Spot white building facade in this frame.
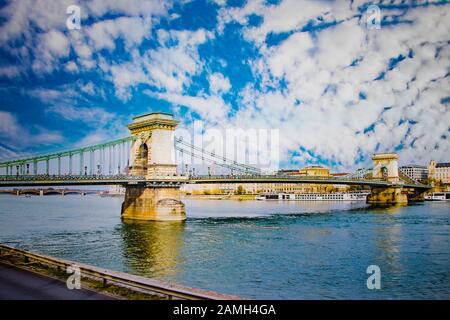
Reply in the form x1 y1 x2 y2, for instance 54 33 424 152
399 165 428 182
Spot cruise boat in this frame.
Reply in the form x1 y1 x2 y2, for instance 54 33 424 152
256 192 370 201
424 192 450 201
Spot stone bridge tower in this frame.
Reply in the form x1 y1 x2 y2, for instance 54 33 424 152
367 152 408 204
128 112 178 178
371 153 400 183
121 112 186 221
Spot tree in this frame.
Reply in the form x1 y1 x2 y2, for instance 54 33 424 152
235 185 245 195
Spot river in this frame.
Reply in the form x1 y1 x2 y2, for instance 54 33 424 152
0 194 448 299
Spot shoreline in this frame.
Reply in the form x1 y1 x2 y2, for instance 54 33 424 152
182 194 257 201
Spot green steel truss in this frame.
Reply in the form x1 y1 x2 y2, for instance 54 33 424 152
0 136 136 168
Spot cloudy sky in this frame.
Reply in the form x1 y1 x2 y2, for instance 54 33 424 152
0 0 449 171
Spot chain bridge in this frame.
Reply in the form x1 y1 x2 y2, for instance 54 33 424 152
0 113 431 221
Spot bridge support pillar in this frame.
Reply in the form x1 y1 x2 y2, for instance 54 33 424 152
405 188 426 202
121 185 186 221
123 112 186 221
367 186 408 205
39 190 44 197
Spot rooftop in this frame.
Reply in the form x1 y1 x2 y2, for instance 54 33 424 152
400 164 427 169
128 112 179 132
436 162 450 168
302 165 329 169
132 112 174 121
372 152 398 160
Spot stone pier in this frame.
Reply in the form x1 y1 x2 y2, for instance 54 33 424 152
366 186 408 205
121 112 186 221
121 185 185 221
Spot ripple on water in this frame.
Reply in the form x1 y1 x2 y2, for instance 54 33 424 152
0 196 449 299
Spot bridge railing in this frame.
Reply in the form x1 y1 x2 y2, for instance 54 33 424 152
188 174 388 183
0 174 145 181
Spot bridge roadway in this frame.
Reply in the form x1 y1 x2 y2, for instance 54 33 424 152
0 174 431 189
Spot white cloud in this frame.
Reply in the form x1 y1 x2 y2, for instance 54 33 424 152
29 88 73 102
43 30 70 57
147 90 230 122
212 0 227 6
64 61 79 73
46 105 115 125
1 0 449 169
74 130 114 148
209 72 231 94
0 65 21 78
0 0 170 75
218 1 450 169
31 29 71 73
0 111 63 152
86 17 152 51
108 29 213 100
79 82 96 96
245 0 333 43
85 0 169 18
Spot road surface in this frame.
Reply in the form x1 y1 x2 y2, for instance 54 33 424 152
0 262 116 300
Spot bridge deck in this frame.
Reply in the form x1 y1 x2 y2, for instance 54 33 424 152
0 175 431 189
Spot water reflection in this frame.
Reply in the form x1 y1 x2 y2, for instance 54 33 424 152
118 220 185 279
0 194 448 299
367 205 404 294
367 204 403 214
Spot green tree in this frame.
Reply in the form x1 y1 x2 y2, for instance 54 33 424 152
235 185 245 195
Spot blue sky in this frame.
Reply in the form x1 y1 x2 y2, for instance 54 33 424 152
0 0 449 171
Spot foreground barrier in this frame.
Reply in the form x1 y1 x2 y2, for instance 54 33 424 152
0 243 243 300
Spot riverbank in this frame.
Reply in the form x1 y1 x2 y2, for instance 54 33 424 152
183 194 257 200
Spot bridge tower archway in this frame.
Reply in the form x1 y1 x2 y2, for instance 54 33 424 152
130 142 149 176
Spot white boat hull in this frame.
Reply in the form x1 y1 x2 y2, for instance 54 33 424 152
257 192 369 201
425 192 450 201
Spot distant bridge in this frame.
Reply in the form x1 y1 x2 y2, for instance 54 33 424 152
0 188 103 196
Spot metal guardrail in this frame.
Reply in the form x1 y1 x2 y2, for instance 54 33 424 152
188 175 391 185
0 244 244 300
189 174 386 181
0 174 145 181
0 173 431 189
188 175 431 189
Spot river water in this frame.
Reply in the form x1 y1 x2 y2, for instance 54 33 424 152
0 194 449 299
